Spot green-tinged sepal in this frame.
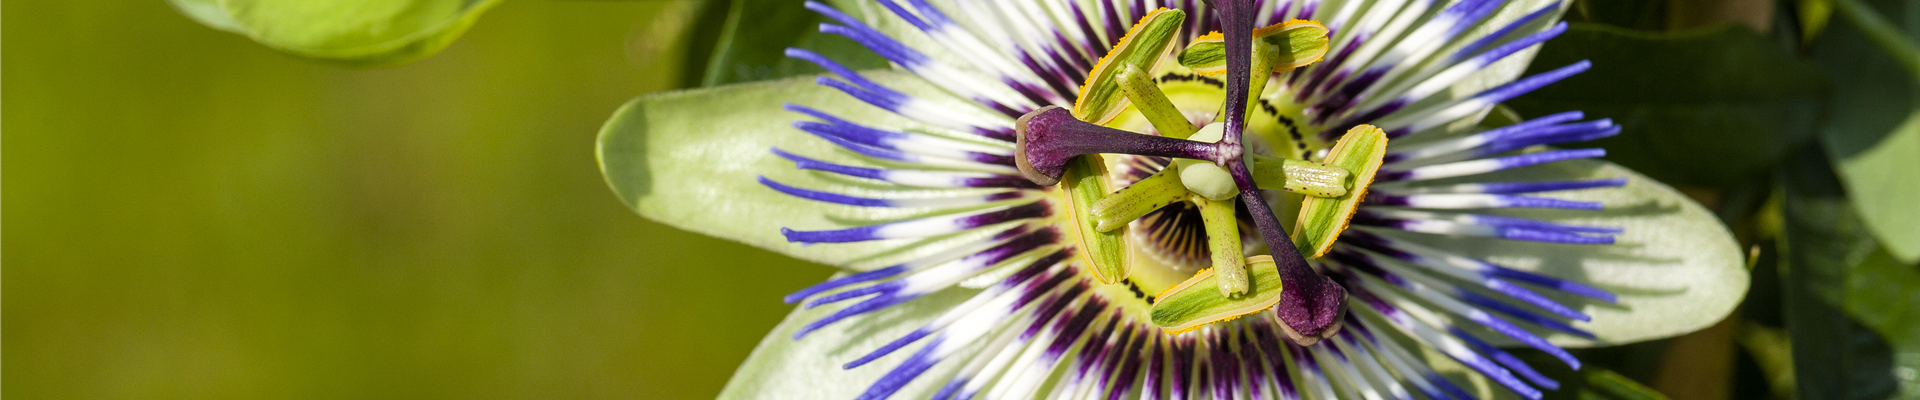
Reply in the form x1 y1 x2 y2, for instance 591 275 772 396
1090 167 1189 232
1116 63 1197 138
1178 20 1330 76
1074 8 1187 125
1250 154 1351 197
1060 155 1134 284
1195 195 1248 297
1291 124 1386 258
1150 255 1284 334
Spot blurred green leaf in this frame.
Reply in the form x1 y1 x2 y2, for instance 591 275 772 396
1809 0 1920 263
166 0 501 67
700 0 887 86
1585 368 1673 400
1375 157 1748 347
1779 146 1920 400
1507 22 1827 187
1797 0 1837 43
167 0 245 33
1737 323 1798 397
1566 0 1671 31
598 71 1015 271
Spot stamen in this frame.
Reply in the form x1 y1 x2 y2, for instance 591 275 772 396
1292 124 1387 258
1056 153 1134 284
1116 63 1196 139
1249 154 1350 197
1089 167 1189 232
1177 20 1331 76
1194 195 1248 296
1149 255 1284 334
1074 8 1189 125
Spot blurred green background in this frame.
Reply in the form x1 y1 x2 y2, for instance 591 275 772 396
2 1 831 398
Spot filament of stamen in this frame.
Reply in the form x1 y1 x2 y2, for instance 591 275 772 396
1116 63 1196 139
1194 195 1247 296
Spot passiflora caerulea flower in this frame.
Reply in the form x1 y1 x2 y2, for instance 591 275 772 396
598 0 1749 398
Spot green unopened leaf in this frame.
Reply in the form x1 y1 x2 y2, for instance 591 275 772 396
1371 157 1749 346
598 71 1016 271
167 0 502 66
1808 0 1920 263
1506 23 1827 187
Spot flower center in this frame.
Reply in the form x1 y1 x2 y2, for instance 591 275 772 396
1013 6 1382 345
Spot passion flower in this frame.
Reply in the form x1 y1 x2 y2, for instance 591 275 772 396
597 0 1752 398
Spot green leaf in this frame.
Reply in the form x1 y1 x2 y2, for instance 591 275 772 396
166 0 503 67
167 0 245 34
1809 0 1920 263
1371 157 1749 346
701 0 888 86
1505 23 1827 187
598 71 1016 271
1779 147 1920 400
1563 0 1670 31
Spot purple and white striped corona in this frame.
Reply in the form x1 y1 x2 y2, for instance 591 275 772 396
757 0 1626 398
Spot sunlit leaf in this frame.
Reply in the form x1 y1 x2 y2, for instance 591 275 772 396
1507 23 1827 187
598 71 1016 271
166 0 503 67
1808 0 1920 263
1375 157 1749 346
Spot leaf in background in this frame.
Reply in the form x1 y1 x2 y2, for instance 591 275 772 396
1506 23 1827 187
1779 146 1920 400
598 71 1014 271
699 0 888 86
1808 0 1920 263
1564 0 1671 31
1373 157 1749 347
1798 0 1837 43
167 0 245 33
165 0 502 67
